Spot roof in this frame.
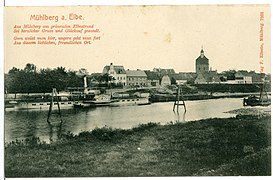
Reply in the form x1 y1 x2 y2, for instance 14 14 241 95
103 65 126 74
153 68 175 74
195 72 221 83
126 70 147 77
144 70 160 80
196 56 209 65
236 70 251 77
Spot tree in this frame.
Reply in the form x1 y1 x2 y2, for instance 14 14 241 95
8 67 21 74
24 63 37 73
171 77 177 85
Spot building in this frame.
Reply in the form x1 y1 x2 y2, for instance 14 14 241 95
153 68 175 75
102 63 126 86
126 69 147 86
234 71 252 84
194 71 221 84
144 70 160 86
196 48 209 74
76 68 89 76
171 72 197 85
161 75 172 86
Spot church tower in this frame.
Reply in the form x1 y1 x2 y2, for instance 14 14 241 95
195 48 209 74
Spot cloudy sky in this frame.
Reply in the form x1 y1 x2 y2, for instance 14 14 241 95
5 5 270 73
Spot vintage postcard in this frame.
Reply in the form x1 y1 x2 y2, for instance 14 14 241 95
3 5 271 177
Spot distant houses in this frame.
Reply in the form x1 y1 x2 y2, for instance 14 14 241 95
80 47 269 88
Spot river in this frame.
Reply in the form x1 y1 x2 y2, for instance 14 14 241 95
5 98 244 143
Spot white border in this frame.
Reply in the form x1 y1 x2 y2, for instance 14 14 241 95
1 0 272 180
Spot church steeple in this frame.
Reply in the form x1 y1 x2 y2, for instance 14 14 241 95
200 46 204 58
196 46 209 74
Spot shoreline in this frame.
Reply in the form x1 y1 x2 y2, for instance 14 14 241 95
4 108 271 177
150 92 270 102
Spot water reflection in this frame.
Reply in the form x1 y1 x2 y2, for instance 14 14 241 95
48 122 63 143
173 110 186 123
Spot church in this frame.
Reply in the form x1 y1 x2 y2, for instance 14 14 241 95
195 48 209 74
194 48 221 84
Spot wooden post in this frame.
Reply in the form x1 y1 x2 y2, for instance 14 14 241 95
47 88 62 124
173 85 186 112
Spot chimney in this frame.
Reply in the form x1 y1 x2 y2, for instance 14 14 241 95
83 76 88 95
84 76 88 88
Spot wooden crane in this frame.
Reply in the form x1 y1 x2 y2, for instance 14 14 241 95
173 85 186 112
47 88 62 124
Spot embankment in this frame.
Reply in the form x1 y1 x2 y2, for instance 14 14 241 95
5 109 271 177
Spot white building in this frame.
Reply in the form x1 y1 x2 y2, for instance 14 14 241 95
234 71 252 84
126 69 147 86
102 63 127 86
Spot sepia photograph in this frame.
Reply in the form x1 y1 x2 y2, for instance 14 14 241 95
3 3 271 177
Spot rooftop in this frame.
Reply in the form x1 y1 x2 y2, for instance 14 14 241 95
126 70 147 77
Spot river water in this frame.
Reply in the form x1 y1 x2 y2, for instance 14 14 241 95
5 98 244 143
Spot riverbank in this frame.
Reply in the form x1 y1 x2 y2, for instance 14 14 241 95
5 110 271 177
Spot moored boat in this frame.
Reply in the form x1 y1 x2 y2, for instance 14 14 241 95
110 97 150 106
243 95 271 106
5 93 75 111
243 82 271 107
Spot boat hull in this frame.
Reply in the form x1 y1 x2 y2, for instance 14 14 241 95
243 97 271 107
5 101 74 111
110 98 150 107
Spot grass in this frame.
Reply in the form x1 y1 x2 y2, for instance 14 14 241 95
5 114 271 177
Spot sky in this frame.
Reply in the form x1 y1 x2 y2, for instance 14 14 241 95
4 5 271 74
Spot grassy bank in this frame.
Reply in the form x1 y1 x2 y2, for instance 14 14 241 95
5 114 271 177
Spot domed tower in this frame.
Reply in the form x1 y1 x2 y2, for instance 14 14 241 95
195 48 209 74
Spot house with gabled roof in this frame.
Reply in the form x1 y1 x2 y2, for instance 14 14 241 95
102 63 126 86
126 69 147 86
234 71 252 84
194 71 221 84
144 70 160 86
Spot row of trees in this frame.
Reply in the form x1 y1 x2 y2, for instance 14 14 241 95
5 64 84 93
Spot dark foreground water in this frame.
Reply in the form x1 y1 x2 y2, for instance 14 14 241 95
5 98 244 143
